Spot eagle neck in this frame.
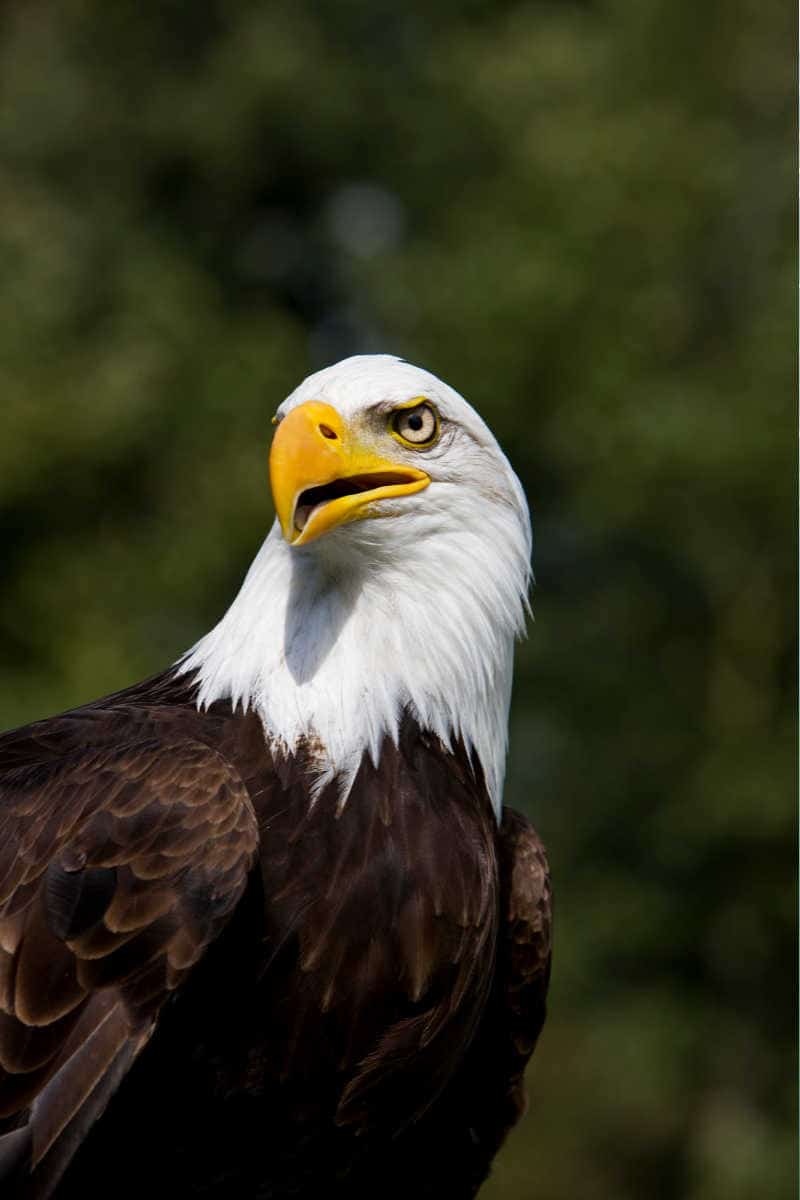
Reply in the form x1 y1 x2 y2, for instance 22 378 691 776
182 515 528 818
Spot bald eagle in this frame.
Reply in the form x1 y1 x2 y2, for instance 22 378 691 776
0 356 551 1199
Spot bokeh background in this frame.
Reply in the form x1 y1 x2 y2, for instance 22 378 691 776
0 2 794 1197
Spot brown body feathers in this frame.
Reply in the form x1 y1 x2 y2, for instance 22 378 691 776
0 670 551 1199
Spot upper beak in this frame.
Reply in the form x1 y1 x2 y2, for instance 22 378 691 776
269 401 429 546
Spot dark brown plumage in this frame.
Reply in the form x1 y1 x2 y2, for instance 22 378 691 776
0 667 550 1199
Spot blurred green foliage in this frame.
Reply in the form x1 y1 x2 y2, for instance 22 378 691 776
0 1 794 1197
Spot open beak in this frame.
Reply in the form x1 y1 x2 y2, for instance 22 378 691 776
269 401 430 546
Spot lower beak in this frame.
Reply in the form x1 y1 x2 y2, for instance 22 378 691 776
269 401 429 546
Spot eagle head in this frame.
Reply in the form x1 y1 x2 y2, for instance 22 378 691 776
187 355 531 814
268 355 531 570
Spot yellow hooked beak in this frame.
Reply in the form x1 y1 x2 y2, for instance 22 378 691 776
269 401 430 546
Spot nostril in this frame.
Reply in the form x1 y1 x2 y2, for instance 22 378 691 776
319 424 338 440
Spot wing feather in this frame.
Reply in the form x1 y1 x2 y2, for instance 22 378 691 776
410 805 552 1200
0 721 258 1196
499 805 553 1078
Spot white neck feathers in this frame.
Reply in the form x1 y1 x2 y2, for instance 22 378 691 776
181 489 530 819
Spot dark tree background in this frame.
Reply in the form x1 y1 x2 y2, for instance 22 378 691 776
0 2 794 1197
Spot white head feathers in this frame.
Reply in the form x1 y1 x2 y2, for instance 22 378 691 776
181 355 532 818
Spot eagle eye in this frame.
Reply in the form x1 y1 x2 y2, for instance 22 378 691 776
390 401 439 449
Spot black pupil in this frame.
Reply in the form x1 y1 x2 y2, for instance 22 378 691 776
407 412 424 432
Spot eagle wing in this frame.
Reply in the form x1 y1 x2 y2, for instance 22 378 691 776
0 717 258 1195
318 800 551 1200
495 804 552 1118
435 803 552 1198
